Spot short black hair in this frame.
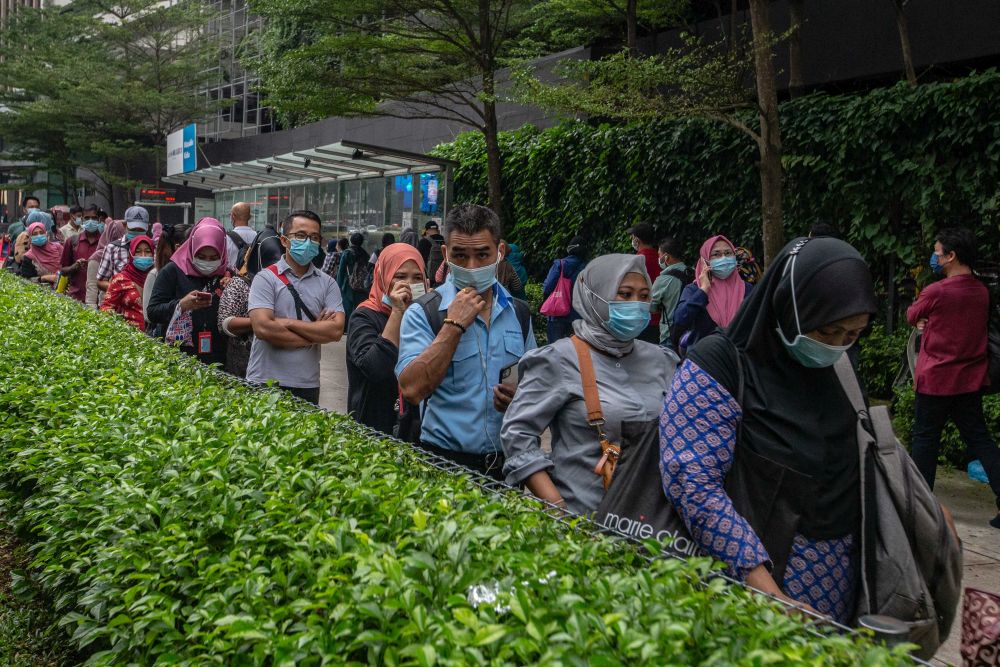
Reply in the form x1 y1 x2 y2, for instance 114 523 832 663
69 205 84 215
281 209 321 235
97 209 108 220
83 204 99 215
381 232 395 248
443 204 501 244
809 222 840 239
936 227 977 268
23 196 39 207
337 237 349 250
658 237 683 259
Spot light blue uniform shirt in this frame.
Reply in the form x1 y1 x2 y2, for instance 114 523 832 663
395 279 537 455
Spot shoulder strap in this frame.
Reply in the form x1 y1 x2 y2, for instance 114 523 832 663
833 355 865 413
570 335 604 426
511 297 531 344
266 264 317 322
417 291 445 335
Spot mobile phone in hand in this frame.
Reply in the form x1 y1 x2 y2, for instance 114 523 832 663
499 362 520 389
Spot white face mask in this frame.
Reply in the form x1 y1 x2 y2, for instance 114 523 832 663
192 257 222 276
409 281 427 300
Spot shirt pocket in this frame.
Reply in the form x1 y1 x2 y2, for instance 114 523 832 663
447 336 482 392
503 330 525 367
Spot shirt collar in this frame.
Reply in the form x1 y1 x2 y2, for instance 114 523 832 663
277 255 316 278
435 277 512 311
666 261 686 271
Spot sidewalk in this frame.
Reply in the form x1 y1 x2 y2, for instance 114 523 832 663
316 339 998 665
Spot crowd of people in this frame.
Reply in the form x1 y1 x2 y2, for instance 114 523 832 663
3 195 997 639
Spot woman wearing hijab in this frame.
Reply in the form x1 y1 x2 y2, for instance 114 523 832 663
659 236 884 623
541 235 587 343
501 254 677 514
672 234 753 352
143 223 191 332
345 244 428 434
336 232 370 316
100 236 154 331
147 218 230 365
399 226 420 249
19 221 64 285
87 220 124 307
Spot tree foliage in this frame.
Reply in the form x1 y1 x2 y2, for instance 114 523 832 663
0 0 221 204
433 71 1000 283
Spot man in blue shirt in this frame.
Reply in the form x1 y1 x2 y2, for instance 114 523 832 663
396 204 536 480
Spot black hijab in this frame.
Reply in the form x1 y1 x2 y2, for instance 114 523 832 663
687 237 878 539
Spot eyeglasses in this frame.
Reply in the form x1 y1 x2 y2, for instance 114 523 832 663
286 232 323 243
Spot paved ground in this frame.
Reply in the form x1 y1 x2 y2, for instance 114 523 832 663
317 338 997 665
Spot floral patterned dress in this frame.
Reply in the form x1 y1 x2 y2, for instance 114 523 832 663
100 273 146 331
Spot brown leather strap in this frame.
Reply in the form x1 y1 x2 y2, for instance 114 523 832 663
570 335 603 425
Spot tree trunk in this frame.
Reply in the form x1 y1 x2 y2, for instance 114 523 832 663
891 0 917 86
748 0 784 267
479 0 504 227
788 0 805 98
626 0 637 56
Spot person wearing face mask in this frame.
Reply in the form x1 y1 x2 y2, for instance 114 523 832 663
501 254 676 514
661 236 932 623
18 221 63 285
246 210 345 405
86 219 122 308
541 235 587 344
908 227 1000 528
346 244 428 434
100 236 154 331
97 206 149 291
671 234 753 353
396 204 536 480
627 222 661 342
58 205 103 302
147 217 232 366
649 237 690 349
60 205 84 240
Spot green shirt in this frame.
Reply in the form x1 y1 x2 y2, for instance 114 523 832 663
650 262 687 344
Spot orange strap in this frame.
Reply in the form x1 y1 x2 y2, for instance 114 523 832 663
571 336 621 489
570 335 603 426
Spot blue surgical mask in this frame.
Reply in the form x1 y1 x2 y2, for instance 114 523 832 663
448 254 501 293
776 250 852 368
30 235 47 246
289 238 320 265
133 256 154 271
97 222 106 233
606 300 651 341
929 252 944 275
709 255 738 279
82 220 100 234
126 230 143 240
381 294 393 307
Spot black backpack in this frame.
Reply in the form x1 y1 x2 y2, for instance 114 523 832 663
414 290 532 345
427 237 444 285
348 249 372 292
226 230 249 271
664 268 694 351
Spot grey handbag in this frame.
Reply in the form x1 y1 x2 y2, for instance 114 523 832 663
834 356 963 660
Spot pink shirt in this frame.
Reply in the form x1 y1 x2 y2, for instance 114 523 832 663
907 274 990 396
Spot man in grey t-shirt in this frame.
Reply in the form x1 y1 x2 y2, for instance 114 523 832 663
247 210 345 404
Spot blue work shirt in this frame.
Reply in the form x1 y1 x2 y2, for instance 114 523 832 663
395 279 537 455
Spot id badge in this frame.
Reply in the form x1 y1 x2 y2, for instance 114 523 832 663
197 331 213 355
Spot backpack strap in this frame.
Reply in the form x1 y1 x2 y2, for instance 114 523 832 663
418 289 531 344
266 264 317 322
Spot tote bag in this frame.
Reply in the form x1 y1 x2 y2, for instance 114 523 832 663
540 260 572 317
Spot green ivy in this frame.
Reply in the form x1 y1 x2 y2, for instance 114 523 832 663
858 325 911 401
434 71 1000 281
0 273 910 665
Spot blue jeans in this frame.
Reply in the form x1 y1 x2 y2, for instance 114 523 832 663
546 318 573 344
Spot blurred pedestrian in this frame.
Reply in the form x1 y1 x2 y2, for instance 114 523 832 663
541 235 587 343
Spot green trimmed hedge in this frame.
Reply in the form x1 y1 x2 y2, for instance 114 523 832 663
433 71 1000 279
0 273 910 664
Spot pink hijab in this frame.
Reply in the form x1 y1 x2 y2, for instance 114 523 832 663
694 234 746 328
170 217 229 277
23 222 64 274
92 220 126 265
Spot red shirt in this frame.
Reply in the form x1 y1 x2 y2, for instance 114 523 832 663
907 274 990 395
59 232 100 302
638 247 661 325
